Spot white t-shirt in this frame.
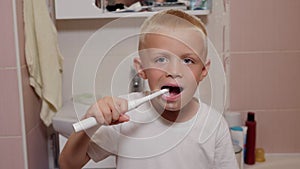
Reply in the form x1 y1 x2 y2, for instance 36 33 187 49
87 92 238 169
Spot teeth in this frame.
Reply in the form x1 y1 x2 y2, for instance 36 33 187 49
164 92 170 97
161 86 182 91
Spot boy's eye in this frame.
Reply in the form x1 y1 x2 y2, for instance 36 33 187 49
183 58 194 64
155 57 168 63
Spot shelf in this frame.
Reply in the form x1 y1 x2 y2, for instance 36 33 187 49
55 1 209 20
56 9 210 20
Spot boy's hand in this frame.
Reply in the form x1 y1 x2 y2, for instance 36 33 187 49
84 97 130 126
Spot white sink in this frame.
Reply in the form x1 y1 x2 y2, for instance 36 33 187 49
52 100 91 137
52 98 117 168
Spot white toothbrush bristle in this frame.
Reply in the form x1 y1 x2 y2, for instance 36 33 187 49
161 89 170 96
162 88 169 93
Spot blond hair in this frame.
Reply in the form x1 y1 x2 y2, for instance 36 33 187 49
139 9 207 58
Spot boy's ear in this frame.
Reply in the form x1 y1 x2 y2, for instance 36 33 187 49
199 59 211 81
133 57 147 79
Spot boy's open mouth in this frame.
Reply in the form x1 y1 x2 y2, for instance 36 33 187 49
161 85 183 97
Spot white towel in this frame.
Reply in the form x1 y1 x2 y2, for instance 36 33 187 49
24 0 63 126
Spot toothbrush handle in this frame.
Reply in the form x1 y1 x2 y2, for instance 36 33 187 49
72 99 151 133
72 89 168 132
73 101 143 133
73 101 138 132
73 117 97 133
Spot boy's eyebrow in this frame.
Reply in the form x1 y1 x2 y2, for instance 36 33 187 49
145 49 172 55
147 50 200 58
182 52 199 56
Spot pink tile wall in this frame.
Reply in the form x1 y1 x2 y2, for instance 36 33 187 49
0 0 25 168
254 110 300 153
21 64 48 169
0 0 48 168
26 124 49 169
0 138 25 169
16 0 26 66
0 69 25 169
239 110 300 153
0 69 22 136
230 0 300 153
230 52 300 110
230 0 300 52
16 0 49 168
21 66 42 132
0 0 16 67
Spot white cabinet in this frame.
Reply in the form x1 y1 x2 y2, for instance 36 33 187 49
55 0 104 19
54 0 210 19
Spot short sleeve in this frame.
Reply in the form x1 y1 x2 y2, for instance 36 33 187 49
213 118 239 169
87 140 113 162
87 125 120 162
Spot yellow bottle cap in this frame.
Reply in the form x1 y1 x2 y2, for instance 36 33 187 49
255 148 266 162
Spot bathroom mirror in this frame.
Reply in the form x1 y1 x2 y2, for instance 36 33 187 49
95 0 190 12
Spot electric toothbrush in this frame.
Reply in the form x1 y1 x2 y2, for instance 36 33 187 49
73 89 169 132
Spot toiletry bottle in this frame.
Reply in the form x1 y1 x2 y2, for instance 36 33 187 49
245 112 256 164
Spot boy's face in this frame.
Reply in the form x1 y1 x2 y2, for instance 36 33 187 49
135 30 209 111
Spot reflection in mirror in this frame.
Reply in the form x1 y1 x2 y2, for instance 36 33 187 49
95 0 196 12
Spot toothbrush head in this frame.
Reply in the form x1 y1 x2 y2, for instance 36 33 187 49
160 88 169 94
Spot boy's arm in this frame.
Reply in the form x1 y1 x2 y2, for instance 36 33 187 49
59 131 91 169
59 96 130 168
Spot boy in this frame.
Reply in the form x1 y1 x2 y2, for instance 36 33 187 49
59 9 238 169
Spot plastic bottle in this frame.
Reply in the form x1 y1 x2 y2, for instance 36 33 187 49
245 112 256 164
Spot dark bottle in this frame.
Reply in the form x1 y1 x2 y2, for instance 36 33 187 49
245 112 256 164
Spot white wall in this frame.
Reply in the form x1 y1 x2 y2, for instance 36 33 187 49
57 18 146 103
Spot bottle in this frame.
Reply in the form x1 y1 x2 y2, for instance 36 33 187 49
245 112 256 164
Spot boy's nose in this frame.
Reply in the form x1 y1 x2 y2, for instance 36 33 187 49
165 60 183 78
